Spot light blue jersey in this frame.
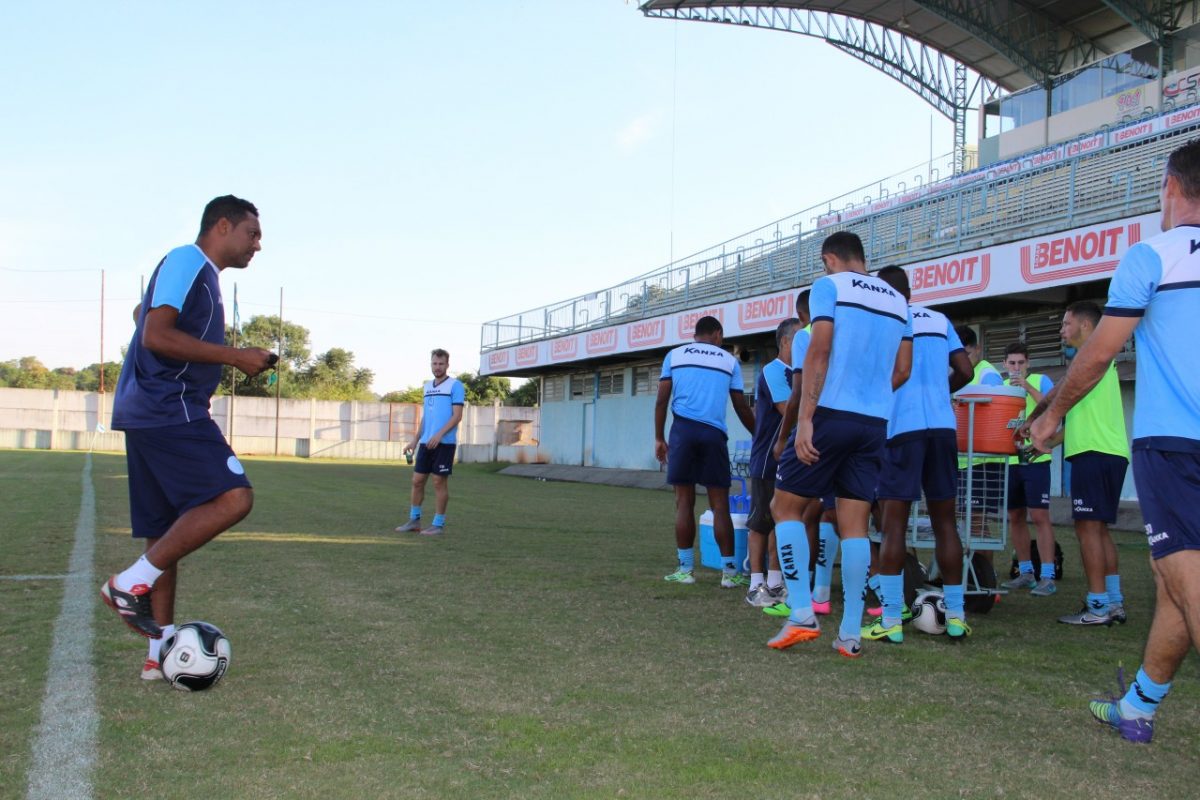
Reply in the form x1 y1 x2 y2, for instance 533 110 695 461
661 342 743 433
420 377 465 445
808 272 912 422
888 304 964 440
1106 225 1200 448
790 325 812 371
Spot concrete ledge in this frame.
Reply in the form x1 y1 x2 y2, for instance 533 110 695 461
500 463 672 491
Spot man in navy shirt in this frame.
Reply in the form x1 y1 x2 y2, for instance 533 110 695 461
744 317 802 607
101 195 276 678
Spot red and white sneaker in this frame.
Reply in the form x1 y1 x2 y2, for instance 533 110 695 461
141 658 164 681
100 576 161 638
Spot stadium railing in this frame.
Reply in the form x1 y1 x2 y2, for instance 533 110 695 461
481 113 1198 353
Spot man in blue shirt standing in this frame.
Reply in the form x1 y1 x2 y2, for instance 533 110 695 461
101 196 276 678
655 316 756 586
396 349 466 536
769 232 913 658
864 266 973 644
1030 139 1200 744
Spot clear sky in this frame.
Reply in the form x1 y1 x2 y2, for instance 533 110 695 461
1 1 952 394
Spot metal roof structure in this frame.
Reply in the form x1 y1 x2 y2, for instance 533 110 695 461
639 1 1199 169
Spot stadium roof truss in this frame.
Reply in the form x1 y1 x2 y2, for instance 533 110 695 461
639 1 1200 172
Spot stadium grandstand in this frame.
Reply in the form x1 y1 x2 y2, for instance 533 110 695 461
479 1 1200 491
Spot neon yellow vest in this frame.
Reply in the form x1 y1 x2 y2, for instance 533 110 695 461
1065 362 1130 460
1007 373 1052 464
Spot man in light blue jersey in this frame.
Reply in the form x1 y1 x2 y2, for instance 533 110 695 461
744 317 802 607
768 232 913 658
1030 139 1200 744
1001 341 1060 597
863 266 973 645
655 316 756 586
101 196 276 679
397 349 465 536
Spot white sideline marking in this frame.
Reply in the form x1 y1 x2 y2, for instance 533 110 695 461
26 454 98 800
0 575 68 581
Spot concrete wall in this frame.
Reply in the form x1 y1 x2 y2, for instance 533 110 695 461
0 388 545 464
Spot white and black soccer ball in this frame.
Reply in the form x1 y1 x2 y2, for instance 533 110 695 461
160 621 231 691
911 590 947 635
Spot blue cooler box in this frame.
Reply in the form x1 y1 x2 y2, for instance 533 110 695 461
698 510 750 571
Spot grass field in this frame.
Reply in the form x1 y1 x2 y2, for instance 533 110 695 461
2 450 1197 799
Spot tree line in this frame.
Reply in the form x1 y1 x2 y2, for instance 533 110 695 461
2 314 538 406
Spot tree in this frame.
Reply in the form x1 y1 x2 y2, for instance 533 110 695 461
380 387 424 403
301 348 375 401
7 356 51 388
219 314 312 398
456 372 511 405
509 379 539 407
75 362 122 392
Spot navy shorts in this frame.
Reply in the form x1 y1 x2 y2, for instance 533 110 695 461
415 443 456 476
958 461 1006 514
667 416 731 488
747 477 776 532
775 410 885 501
1134 446 1200 559
876 431 958 503
1008 461 1051 510
1069 451 1128 522
821 494 836 511
123 419 252 539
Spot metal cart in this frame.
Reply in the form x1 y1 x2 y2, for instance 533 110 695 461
905 394 1019 613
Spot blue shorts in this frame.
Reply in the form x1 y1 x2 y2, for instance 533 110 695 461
123 419 251 539
415 443 456 476
1134 446 1200 559
958 461 1006 515
667 416 731 488
821 494 836 511
877 431 958 503
1069 451 1128 522
1008 461 1051 510
775 409 885 501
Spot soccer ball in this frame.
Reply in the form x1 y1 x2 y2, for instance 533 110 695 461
911 591 947 635
160 622 231 691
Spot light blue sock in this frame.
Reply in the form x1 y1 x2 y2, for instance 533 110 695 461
1105 574 1124 607
1018 559 1034 575
775 520 813 623
813 522 838 602
677 548 694 572
838 538 870 639
880 573 904 628
943 583 965 619
1121 666 1171 717
432 513 446 527
409 505 421 520
1087 591 1109 615
721 555 737 574
1039 561 1055 580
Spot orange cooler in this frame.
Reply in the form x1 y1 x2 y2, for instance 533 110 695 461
953 385 1026 455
